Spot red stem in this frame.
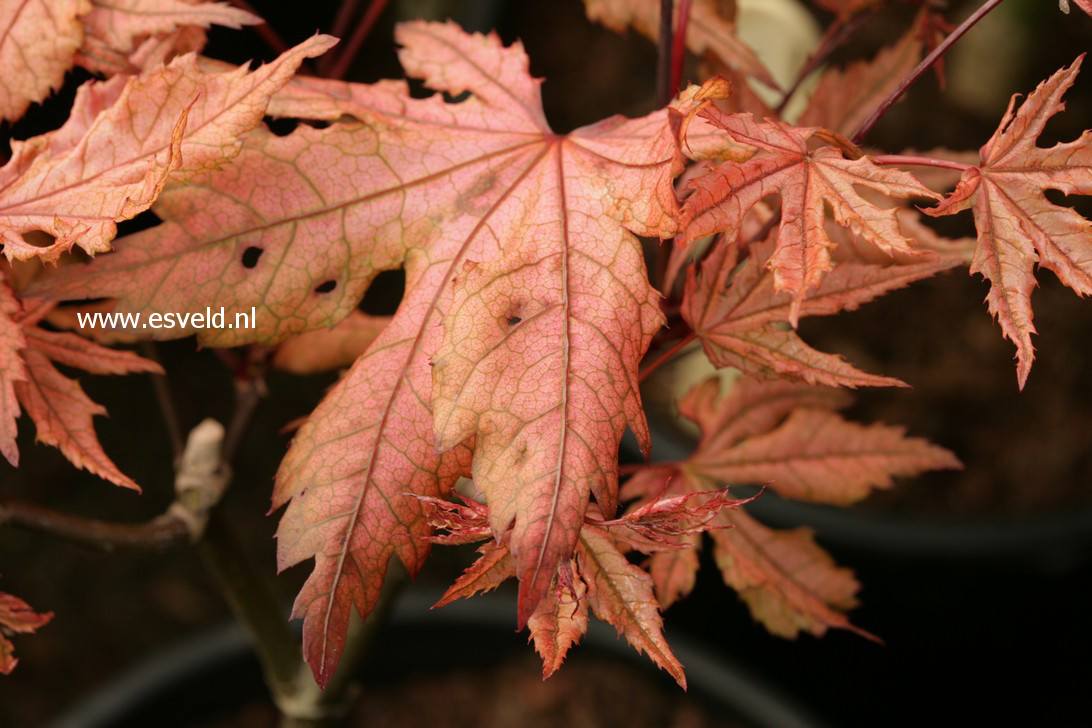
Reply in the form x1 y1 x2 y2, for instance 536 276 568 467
851 0 1006 143
871 154 972 171
325 0 389 80
329 0 361 41
656 0 675 106
670 0 694 95
227 0 292 56
638 332 697 384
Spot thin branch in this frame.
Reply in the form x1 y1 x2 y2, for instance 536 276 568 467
670 0 694 96
871 154 972 171
197 510 302 715
656 0 675 106
328 0 361 41
227 0 293 56
323 0 389 80
0 500 187 552
774 9 875 117
140 341 184 463
0 420 229 552
851 0 1006 143
638 331 697 384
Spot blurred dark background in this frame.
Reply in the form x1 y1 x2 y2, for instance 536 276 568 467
1 0 1091 725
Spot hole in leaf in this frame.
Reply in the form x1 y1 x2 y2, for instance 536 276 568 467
241 246 263 269
442 90 471 104
507 316 522 326
314 280 337 294
19 231 57 249
360 268 406 315
265 117 300 137
116 209 163 237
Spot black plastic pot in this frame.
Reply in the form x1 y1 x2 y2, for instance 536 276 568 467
48 587 827 728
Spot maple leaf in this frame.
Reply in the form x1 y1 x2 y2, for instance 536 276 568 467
528 560 589 679
583 0 778 88
590 487 748 549
411 493 493 546
82 0 258 57
645 532 699 609
0 277 160 487
428 511 681 682
0 588 53 675
433 540 515 608
680 110 941 324
924 56 1092 388
796 15 924 137
0 0 88 122
0 283 27 468
711 509 866 640
623 375 956 634
272 312 389 375
76 0 260 75
0 35 334 262
682 233 960 387
39 22 700 687
576 524 686 687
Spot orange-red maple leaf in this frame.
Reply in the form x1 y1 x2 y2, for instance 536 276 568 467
577 523 686 687
0 0 88 122
682 232 960 387
0 36 333 262
924 55 1092 388
0 587 53 675
680 110 940 324
426 508 687 683
623 375 957 633
528 560 588 679
76 0 260 75
433 540 516 608
0 277 160 488
46 22 701 687
82 0 258 56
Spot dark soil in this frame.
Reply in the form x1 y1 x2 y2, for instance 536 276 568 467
204 655 741 728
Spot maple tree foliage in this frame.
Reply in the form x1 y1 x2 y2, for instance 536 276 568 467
622 376 958 634
925 56 1092 388
681 229 964 388
0 0 88 122
33 20 711 686
1 36 333 262
1 273 161 488
1 0 1090 697
680 109 941 324
78 0 260 76
0 587 52 675
415 489 744 685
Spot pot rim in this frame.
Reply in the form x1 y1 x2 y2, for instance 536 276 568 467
48 587 827 728
637 415 1092 562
